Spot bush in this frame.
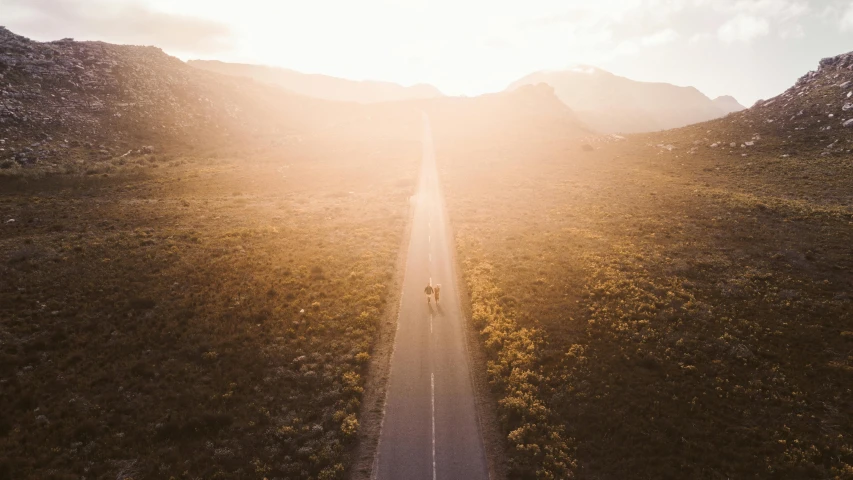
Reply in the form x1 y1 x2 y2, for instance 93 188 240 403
467 261 576 478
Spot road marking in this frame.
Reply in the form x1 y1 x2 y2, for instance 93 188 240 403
430 313 433 334
431 372 436 480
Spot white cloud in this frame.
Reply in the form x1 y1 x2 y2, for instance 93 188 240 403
779 23 805 38
641 28 680 46
717 14 771 43
615 40 640 56
2 0 233 53
613 28 679 57
688 32 714 44
775 1 810 22
716 0 810 20
842 2 853 31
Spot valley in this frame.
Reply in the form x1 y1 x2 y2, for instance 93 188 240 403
1 22 852 480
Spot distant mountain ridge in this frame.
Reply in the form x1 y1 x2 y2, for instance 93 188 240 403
507 67 745 134
427 83 589 138
189 60 443 104
0 26 363 169
712 95 746 114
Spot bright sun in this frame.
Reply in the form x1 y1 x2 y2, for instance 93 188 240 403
152 0 579 96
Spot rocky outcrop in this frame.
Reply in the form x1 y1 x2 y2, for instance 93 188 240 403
703 50 853 155
658 49 853 158
0 27 340 168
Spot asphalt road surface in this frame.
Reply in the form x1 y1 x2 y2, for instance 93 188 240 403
373 114 489 480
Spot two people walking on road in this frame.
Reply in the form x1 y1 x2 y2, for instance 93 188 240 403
424 283 441 304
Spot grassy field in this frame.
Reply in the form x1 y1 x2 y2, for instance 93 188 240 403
0 116 420 480
436 125 853 479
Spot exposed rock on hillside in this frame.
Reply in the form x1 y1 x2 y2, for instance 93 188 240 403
0 27 343 169
667 50 853 157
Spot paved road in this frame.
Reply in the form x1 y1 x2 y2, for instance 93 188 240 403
373 114 489 480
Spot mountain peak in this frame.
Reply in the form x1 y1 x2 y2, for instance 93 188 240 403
507 68 741 133
566 65 607 75
712 95 746 114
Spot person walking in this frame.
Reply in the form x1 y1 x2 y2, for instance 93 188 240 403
434 284 441 304
424 283 434 304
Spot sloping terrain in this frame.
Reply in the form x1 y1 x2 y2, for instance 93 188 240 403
0 113 424 480
643 50 853 212
189 60 443 104
0 28 426 480
670 50 853 159
508 66 744 134
0 27 358 172
442 52 852 478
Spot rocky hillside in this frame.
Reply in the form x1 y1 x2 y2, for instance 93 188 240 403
507 66 744 134
0 27 351 169
715 51 853 154
656 50 853 158
189 60 443 104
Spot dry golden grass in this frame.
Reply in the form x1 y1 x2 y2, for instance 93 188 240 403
437 123 853 479
0 116 421 479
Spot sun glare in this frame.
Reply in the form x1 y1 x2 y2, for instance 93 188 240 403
3 1 853 478
147 0 590 95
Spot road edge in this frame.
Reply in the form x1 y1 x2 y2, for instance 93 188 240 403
348 161 419 480
437 162 508 480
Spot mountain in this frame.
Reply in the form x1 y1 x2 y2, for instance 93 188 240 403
712 95 747 114
669 50 853 157
732 50 853 150
189 60 443 104
0 27 363 169
424 83 592 149
507 66 743 134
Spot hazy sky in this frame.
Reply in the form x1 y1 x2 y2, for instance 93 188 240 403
3 0 853 105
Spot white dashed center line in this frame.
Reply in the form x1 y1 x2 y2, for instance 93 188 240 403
431 372 436 480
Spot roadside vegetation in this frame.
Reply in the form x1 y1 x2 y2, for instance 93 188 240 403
437 122 853 478
0 119 420 479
